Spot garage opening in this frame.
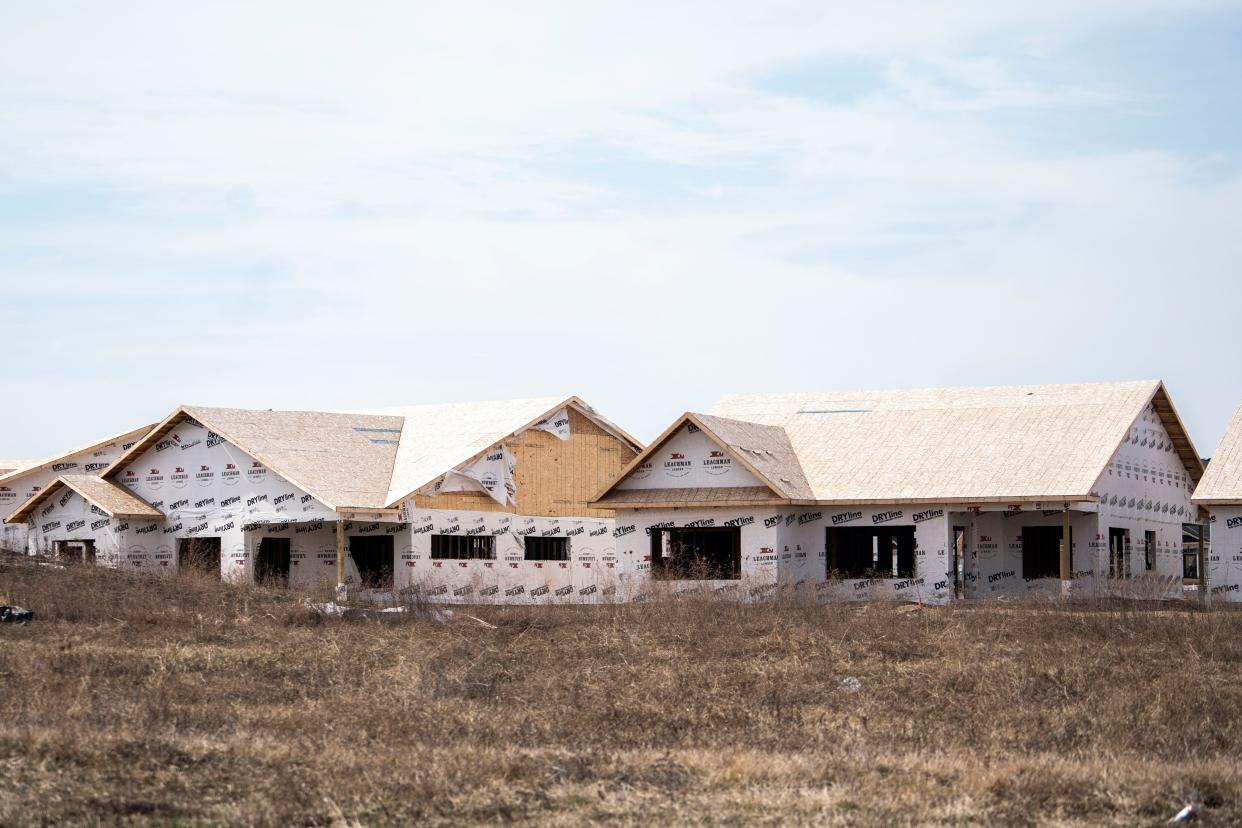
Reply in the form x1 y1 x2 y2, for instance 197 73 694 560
256 537 291 586
1022 526 1072 580
178 537 221 578
54 539 95 564
649 526 740 580
350 534 394 589
826 526 916 578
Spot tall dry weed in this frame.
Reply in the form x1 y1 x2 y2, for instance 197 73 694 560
0 552 1238 826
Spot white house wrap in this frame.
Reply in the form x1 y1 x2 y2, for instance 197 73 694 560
0 425 153 553
594 381 1205 604
1192 402 1242 602
8 396 643 602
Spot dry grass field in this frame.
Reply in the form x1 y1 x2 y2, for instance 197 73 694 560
1 554 1240 826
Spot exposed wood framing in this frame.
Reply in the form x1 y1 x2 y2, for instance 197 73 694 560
335 520 345 588
412 408 638 518
1198 521 1207 605
1059 507 1071 581
1150 383 1206 487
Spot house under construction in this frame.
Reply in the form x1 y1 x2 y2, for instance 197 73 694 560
591 381 1205 605
1192 402 1242 602
8 396 643 603
0 427 153 554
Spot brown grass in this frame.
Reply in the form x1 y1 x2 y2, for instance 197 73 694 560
1 553 1240 826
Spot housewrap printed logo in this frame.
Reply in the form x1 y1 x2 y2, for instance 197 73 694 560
912 508 945 524
170 466 190 488
832 510 862 525
630 460 654 480
221 462 241 486
144 468 164 491
664 451 692 478
872 510 903 524
246 462 267 483
703 450 731 475
195 465 215 487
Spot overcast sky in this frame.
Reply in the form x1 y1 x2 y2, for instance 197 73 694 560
1 1 1240 459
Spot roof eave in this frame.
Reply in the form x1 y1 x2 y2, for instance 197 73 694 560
589 412 793 505
1150 382 1206 484
590 494 1097 510
105 406 346 512
0 423 155 487
591 498 795 510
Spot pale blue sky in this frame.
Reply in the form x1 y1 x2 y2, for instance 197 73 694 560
1 1 1240 459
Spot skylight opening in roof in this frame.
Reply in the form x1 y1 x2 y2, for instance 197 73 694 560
797 409 871 414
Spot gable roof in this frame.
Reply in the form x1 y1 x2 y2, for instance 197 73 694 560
102 406 404 511
353 395 643 507
9 474 163 523
592 412 812 509
1192 402 1242 505
705 380 1201 505
695 413 814 500
0 424 154 487
99 396 642 512
594 381 1204 508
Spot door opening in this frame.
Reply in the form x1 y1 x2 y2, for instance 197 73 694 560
349 535 394 589
1109 528 1130 579
256 537 291 586
952 526 966 599
1021 526 1072 579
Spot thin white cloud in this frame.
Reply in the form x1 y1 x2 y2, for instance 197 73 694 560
0 0 1239 455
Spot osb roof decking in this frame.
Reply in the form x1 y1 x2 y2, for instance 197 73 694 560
9 474 163 523
693 414 814 500
0 460 35 475
590 412 813 508
0 424 154 487
98 396 639 512
104 407 404 511
708 380 1202 505
1193 402 1242 505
